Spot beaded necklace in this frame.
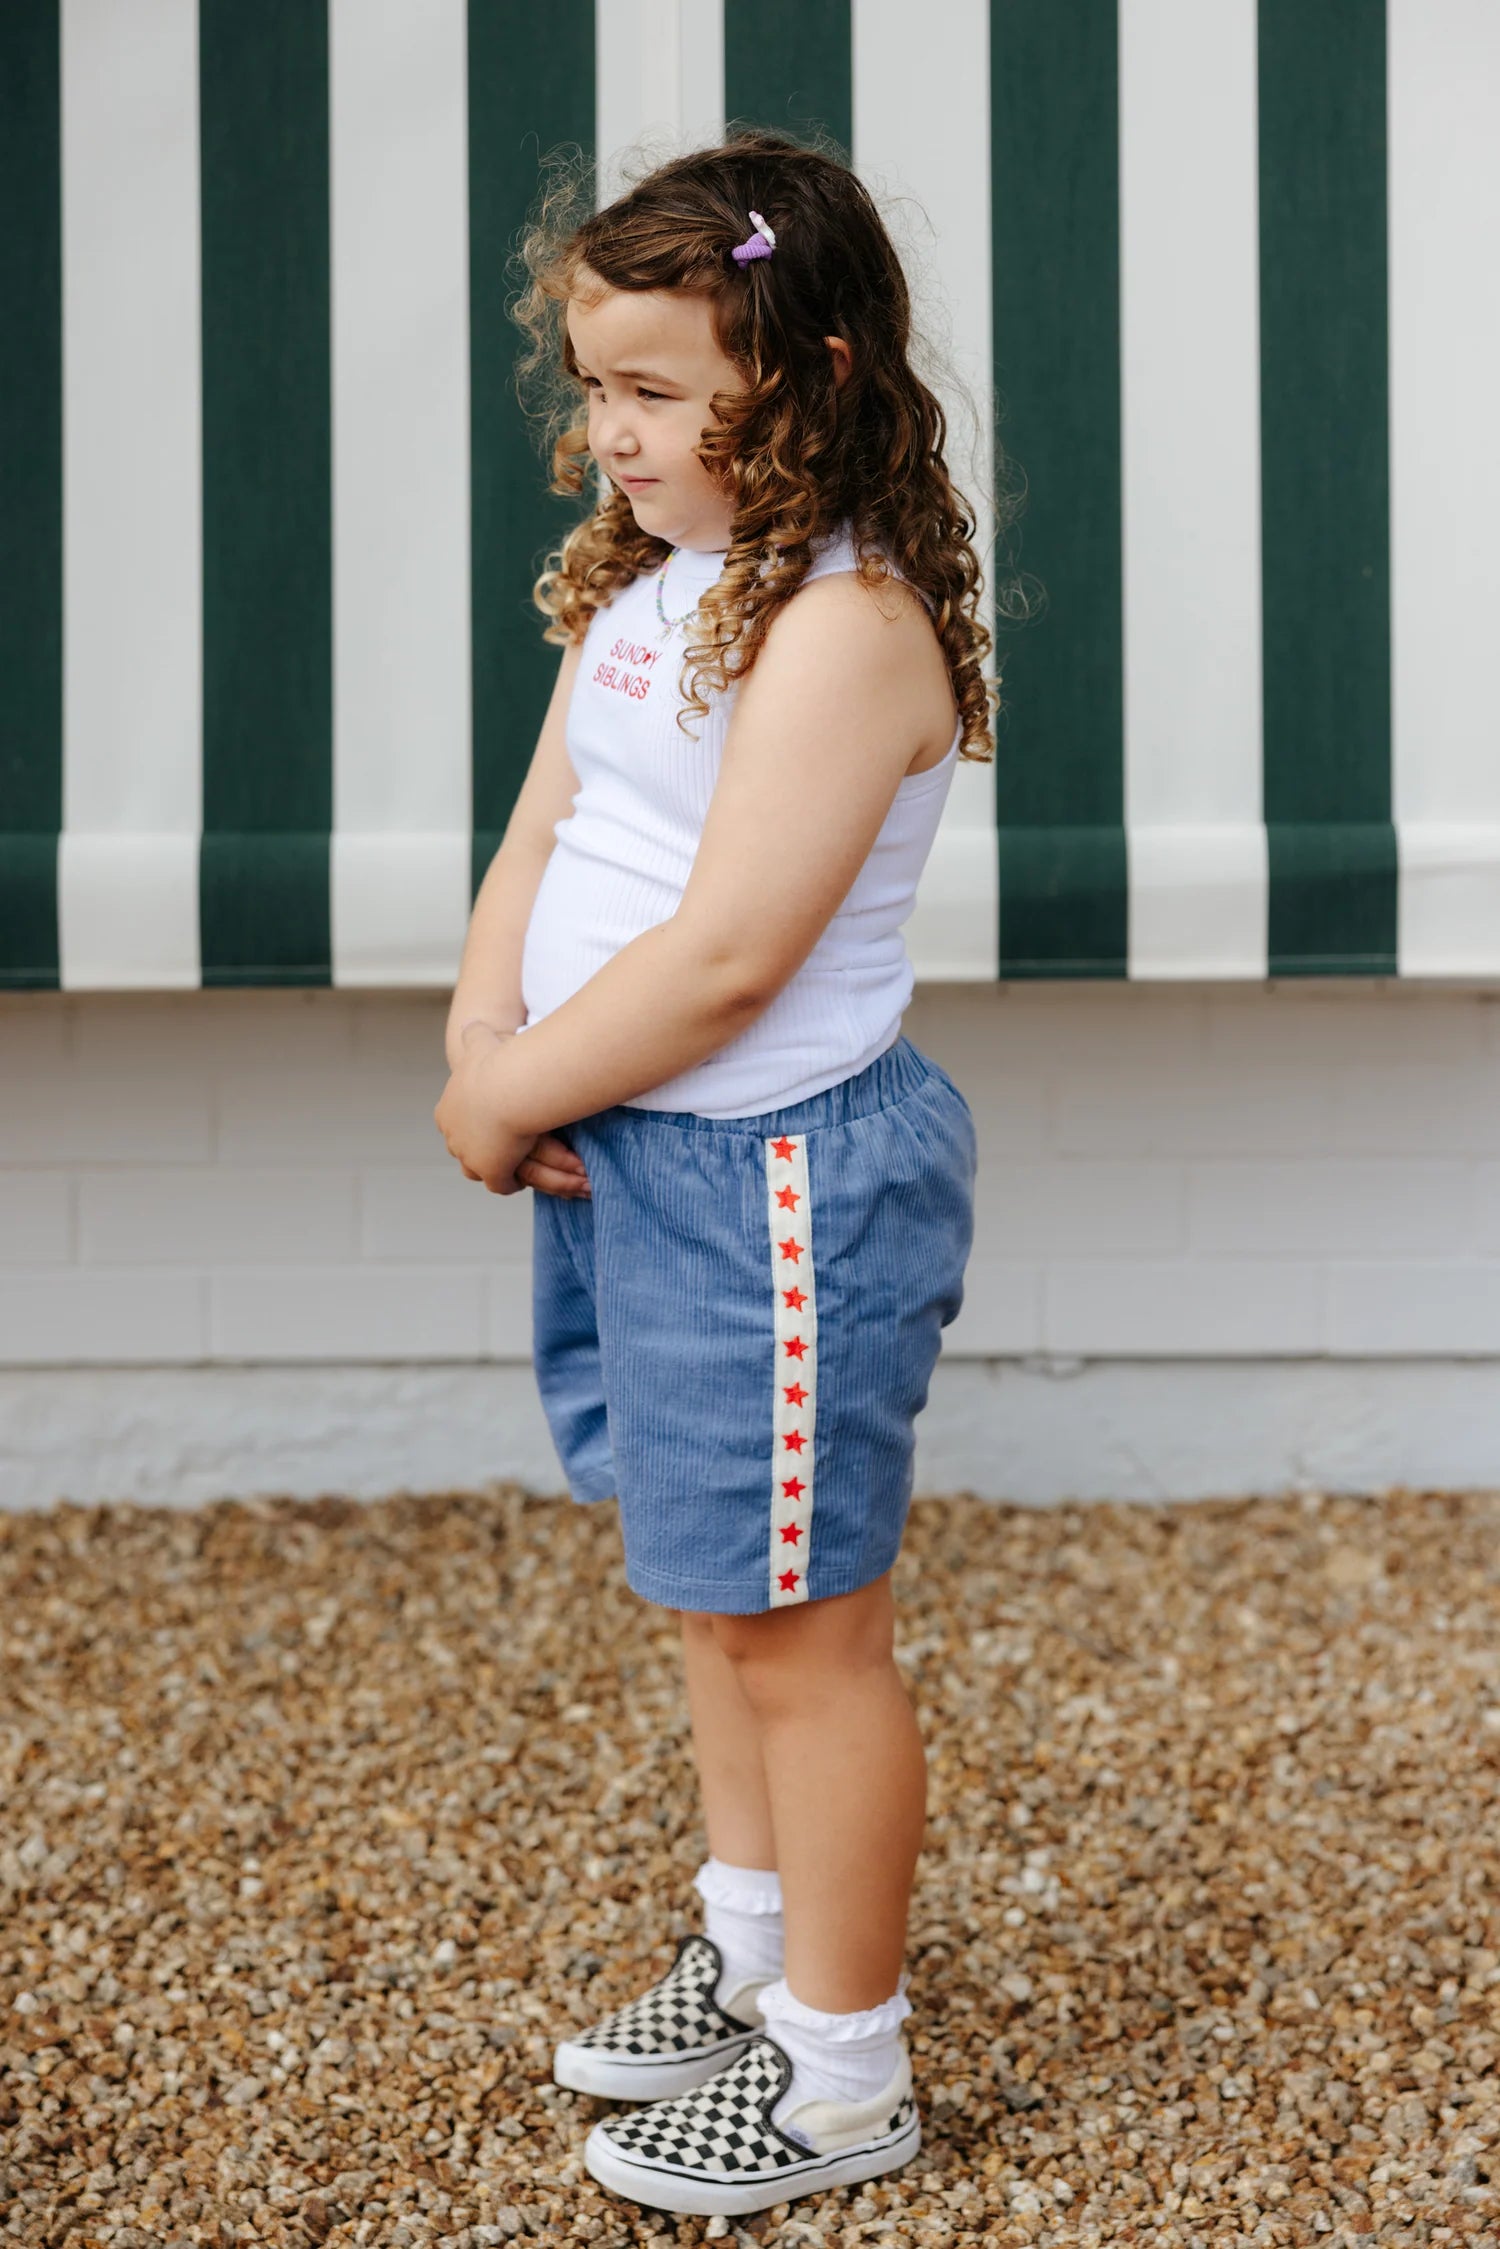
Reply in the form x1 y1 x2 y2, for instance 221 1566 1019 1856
653 547 694 634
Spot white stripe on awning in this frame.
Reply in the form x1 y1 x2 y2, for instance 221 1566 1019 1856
854 0 1000 981
1121 0 1265 978
329 0 472 987
59 0 201 990
597 0 725 208
1390 0 1500 977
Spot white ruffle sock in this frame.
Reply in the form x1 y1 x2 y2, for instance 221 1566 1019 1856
692 1857 785 2006
755 1973 913 2125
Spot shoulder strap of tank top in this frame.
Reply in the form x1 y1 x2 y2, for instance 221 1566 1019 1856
801 523 938 617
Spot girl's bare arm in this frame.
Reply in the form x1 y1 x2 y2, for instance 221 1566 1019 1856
443 638 586 1074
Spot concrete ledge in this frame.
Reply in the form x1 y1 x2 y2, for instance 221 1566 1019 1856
3 1357 1498 1513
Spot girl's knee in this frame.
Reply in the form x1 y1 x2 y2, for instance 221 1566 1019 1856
707 1610 774 1672
713 1634 805 1723
707 1587 896 1716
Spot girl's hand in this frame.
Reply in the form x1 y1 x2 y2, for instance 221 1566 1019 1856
434 1029 534 1194
516 1130 592 1199
434 1027 592 1198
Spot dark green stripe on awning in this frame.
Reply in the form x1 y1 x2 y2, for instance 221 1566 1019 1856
1258 0 1396 975
990 0 1126 978
199 0 332 984
0 1 61 989
468 0 596 896
725 0 852 154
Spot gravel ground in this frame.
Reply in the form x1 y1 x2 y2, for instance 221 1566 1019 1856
1 1481 1496 2249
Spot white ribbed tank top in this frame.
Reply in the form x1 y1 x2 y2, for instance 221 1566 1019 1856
518 518 961 1116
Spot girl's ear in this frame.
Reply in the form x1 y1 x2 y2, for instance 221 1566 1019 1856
824 335 853 389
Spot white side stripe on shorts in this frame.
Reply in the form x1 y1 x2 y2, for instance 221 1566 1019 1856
764 1131 817 1608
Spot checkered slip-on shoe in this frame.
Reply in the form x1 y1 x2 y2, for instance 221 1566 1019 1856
552 1933 770 2101
581 2031 921 2217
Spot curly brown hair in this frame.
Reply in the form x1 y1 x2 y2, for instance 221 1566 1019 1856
508 126 1030 759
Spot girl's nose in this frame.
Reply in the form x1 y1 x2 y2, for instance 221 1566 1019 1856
592 399 632 455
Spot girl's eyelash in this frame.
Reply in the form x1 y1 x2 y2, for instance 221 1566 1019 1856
580 376 667 401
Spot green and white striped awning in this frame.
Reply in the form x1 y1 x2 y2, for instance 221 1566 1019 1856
3 0 1497 990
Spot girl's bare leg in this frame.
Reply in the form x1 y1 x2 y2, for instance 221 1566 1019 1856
679 1608 777 1868
706 1571 925 2012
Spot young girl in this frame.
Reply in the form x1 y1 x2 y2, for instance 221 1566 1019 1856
435 129 997 2220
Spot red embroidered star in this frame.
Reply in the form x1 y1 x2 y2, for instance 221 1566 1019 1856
781 1476 806 1500
782 1430 805 1453
783 1381 808 1406
782 1285 807 1311
770 1136 797 1161
779 1523 803 1545
775 1184 800 1210
777 1569 800 1593
783 1335 807 1359
777 1235 803 1263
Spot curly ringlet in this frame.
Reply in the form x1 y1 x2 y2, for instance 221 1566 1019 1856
508 125 1031 755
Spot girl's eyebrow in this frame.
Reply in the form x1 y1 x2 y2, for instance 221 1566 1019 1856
574 356 681 385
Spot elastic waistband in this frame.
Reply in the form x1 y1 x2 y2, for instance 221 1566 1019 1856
595 1034 936 1137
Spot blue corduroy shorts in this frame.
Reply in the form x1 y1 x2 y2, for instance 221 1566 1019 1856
529 1033 977 1615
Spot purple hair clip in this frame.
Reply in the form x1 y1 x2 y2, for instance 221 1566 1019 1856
730 209 777 265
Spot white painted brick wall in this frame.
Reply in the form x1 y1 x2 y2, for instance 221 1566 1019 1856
3 982 1500 1368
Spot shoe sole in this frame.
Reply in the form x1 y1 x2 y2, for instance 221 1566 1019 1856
552 2032 758 2102
581 2110 922 2217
